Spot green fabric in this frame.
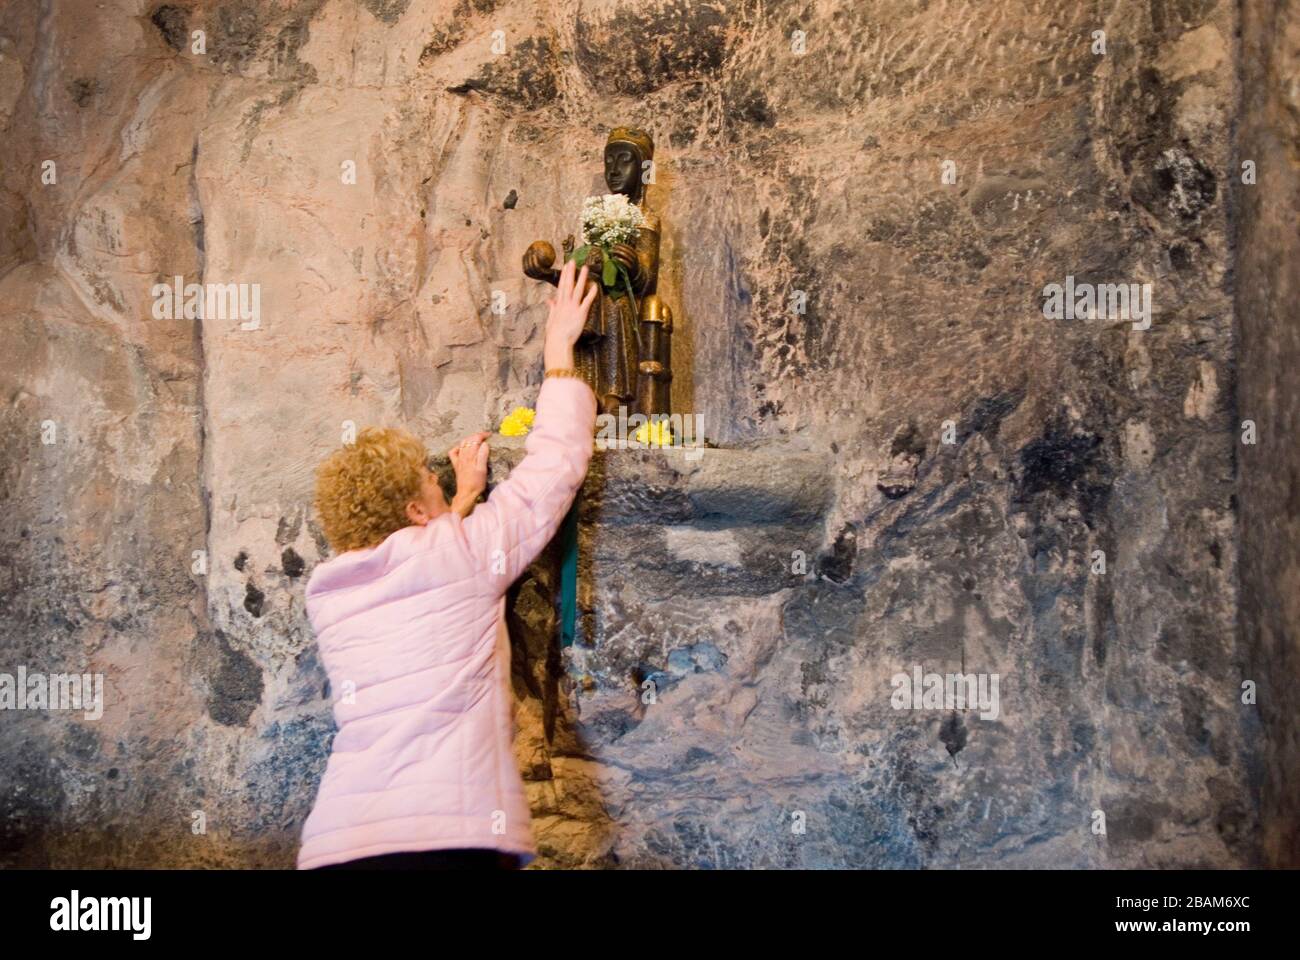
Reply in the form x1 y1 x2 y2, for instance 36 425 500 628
559 498 579 647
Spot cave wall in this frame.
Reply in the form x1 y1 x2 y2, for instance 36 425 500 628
0 0 1273 867
1236 0 1300 869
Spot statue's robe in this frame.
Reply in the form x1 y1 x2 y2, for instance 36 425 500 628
576 212 660 416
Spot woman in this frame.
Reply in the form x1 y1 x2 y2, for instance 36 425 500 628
297 261 598 870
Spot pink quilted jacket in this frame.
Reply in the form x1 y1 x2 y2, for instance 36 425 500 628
296 377 596 869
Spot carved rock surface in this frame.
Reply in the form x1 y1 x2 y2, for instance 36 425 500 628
0 0 1291 868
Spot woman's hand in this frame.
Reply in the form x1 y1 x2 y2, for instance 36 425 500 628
544 260 597 369
448 432 489 518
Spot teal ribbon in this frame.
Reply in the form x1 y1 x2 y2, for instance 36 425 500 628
558 497 580 647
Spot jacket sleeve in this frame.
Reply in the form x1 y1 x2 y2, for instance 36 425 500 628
459 376 596 592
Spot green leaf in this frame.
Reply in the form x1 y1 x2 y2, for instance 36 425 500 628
573 245 589 266
602 258 617 287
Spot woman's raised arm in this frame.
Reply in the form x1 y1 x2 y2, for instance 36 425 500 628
458 260 597 589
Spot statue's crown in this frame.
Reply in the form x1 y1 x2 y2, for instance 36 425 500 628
606 126 654 160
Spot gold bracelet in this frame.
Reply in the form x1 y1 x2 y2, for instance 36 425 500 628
544 368 582 379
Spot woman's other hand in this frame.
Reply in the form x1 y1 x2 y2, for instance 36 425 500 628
544 260 597 369
448 432 490 517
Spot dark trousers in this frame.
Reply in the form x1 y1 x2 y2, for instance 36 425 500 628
311 848 520 871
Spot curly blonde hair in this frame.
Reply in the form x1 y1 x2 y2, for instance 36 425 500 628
314 426 428 553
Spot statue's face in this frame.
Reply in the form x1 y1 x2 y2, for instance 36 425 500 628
604 143 640 196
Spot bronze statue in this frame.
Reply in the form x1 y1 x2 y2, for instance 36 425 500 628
523 127 673 419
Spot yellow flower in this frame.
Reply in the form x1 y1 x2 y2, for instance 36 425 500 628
634 419 674 447
499 406 536 437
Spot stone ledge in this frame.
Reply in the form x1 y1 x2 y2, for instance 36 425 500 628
451 438 832 529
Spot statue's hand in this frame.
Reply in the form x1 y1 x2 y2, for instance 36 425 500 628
609 243 639 280
523 241 559 284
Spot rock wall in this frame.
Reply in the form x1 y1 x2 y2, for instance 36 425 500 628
0 0 1282 867
1236 0 1300 869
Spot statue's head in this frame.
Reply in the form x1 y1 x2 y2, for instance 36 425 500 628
604 127 654 202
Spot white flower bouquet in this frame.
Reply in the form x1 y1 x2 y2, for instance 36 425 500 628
569 193 646 297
